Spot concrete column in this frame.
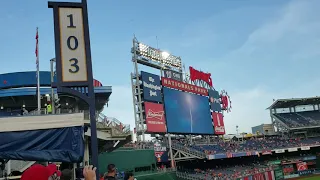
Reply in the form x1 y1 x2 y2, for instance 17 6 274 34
6 160 11 175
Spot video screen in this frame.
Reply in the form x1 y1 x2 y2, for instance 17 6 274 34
163 87 214 134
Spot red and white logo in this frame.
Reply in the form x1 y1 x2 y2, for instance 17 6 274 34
146 109 164 120
144 102 167 133
297 162 308 171
212 112 225 135
220 90 232 113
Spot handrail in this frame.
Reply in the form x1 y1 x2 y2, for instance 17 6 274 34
0 109 131 135
171 143 206 158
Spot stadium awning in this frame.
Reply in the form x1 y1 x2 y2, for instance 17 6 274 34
0 113 84 162
267 96 320 109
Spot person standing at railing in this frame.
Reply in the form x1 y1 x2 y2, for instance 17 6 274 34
22 108 29 115
47 102 52 114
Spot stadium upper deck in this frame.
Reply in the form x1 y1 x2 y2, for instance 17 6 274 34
268 97 320 134
0 71 110 114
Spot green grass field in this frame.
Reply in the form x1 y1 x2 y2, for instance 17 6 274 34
300 176 320 180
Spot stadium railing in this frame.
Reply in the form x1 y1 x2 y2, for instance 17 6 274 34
171 143 206 158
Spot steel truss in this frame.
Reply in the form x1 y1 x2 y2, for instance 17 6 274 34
169 148 204 162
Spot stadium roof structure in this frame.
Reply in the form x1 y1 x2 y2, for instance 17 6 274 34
267 96 320 109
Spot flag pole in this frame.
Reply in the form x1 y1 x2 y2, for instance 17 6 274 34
36 27 41 114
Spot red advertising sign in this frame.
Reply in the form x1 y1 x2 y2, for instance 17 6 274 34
297 162 308 171
262 150 272 155
189 66 213 87
144 102 166 133
161 77 208 96
212 112 225 135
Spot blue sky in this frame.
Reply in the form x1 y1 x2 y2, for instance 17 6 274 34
1 0 320 133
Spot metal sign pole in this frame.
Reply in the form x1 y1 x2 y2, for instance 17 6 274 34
48 0 99 178
50 58 55 114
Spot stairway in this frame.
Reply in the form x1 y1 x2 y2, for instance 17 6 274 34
171 143 206 159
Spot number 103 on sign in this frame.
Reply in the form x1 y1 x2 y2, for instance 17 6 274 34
59 8 88 82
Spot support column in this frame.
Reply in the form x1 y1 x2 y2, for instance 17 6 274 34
168 134 175 168
6 161 11 175
84 137 90 165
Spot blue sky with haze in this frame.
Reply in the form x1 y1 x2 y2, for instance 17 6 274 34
1 0 320 133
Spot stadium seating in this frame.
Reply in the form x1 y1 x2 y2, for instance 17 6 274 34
177 163 273 180
274 111 320 128
173 136 320 156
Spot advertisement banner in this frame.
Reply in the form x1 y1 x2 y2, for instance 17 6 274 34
207 155 214 160
212 112 225 135
163 87 214 134
269 160 281 165
226 152 233 158
213 154 227 159
144 102 166 133
233 152 246 157
274 165 284 180
262 150 272 155
154 142 169 162
284 174 299 179
163 69 183 82
288 147 298 152
161 77 208 96
253 173 264 180
141 71 162 103
301 146 310 150
298 170 315 176
296 162 308 171
275 149 285 153
208 89 222 112
283 164 294 175
302 156 316 161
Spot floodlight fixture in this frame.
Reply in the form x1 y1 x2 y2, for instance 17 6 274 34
136 42 182 69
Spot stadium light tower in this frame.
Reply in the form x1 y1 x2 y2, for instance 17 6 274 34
185 94 193 133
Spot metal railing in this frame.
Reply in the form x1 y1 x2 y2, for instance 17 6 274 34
171 143 206 158
22 109 131 136
9 160 35 173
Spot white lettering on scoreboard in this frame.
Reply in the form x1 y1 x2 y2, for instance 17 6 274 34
59 8 88 82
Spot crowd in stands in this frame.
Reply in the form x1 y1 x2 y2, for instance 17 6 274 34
174 136 320 155
123 141 154 149
178 161 273 180
178 152 319 180
275 111 320 128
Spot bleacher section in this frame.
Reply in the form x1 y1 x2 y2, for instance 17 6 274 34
173 136 320 160
274 111 320 128
268 97 320 130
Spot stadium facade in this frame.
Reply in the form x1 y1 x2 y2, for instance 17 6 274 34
0 71 131 177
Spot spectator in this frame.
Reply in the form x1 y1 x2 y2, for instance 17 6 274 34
83 165 97 180
61 169 73 180
124 172 135 180
21 164 50 180
104 164 117 180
